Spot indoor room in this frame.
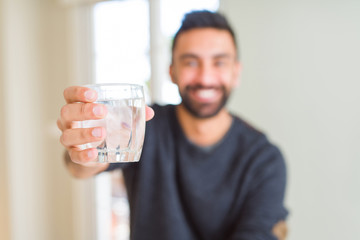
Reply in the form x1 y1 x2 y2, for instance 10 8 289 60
1 0 359 239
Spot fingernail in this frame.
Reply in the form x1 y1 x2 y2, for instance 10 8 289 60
87 149 94 159
93 106 103 116
85 90 96 100
87 149 97 159
92 128 102 138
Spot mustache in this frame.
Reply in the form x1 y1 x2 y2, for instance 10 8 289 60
185 84 224 91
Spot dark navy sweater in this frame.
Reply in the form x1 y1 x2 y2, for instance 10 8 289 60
107 104 288 240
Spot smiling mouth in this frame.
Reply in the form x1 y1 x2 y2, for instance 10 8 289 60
187 86 222 103
196 89 217 99
181 85 229 118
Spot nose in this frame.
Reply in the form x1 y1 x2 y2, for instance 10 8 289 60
196 61 217 86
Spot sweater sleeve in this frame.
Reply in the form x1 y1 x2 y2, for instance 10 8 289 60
228 144 288 240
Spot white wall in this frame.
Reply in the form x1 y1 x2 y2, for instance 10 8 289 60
0 1 11 238
1 1 125 240
0 0 79 239
221 0 360 239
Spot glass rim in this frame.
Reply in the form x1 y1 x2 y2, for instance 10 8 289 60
84 83 143 88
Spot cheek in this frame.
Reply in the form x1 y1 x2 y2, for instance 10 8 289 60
219 71 236 87
176 69 197 86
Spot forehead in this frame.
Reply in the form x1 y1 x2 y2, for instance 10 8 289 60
173 28 237 59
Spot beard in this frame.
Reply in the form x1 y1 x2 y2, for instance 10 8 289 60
179 84 230 119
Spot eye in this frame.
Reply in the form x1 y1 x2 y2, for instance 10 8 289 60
185 60 198 67
214 60 226 67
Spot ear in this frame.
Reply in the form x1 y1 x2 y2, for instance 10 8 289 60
232 61 242 87
169 64 176 84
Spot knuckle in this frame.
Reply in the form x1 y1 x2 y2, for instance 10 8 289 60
60 105 67 116
60 134 67 147
82 103 96 118
60 105 69 120
60 130 69 145
57 119 63 131
68 150 79 163
80 103 89 115
80 151 89 162
80 128 90 140
63 88 68 98
70 149 91 165
74 87 84 99
74 150 88 164
59 135 64 145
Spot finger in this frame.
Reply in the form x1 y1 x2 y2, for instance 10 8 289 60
60 127 106 147
63 86 98 104
69 148 99 164
145 106 155 121
57 118 64 131
60 102 107 125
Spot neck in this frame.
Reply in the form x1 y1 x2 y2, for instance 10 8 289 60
176 104 233 147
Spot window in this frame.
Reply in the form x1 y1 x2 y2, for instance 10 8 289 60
154 0 220 104
93 0 151 98
91 1 219 239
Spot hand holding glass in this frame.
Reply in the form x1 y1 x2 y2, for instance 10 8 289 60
81 84 145 163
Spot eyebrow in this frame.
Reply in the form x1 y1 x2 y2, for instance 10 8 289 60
179 53 199 60
179 53 233 60
213 53 233 59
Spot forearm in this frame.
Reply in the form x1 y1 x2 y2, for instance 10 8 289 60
64 151 109 179
272 220 288 240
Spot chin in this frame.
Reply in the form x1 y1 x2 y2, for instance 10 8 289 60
183 102 225 119
180 88 230 119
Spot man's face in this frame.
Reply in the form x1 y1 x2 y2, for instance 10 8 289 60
170 28 241 118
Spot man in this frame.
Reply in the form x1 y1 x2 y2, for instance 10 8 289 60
58 10 288 240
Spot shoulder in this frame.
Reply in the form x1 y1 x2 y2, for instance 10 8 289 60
151 103 175 114
231 115 269 152
148 104 175 124
231 115 286 175
145 103 177 138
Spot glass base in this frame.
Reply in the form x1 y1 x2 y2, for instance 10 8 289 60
96 148 142 163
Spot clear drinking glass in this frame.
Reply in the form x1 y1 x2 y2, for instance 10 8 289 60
81 83 146 163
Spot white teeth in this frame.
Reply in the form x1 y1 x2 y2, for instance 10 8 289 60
197 89 216 98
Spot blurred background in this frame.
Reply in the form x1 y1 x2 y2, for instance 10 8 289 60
0 0 359 239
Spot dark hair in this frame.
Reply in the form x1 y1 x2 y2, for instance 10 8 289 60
171 10 238 57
